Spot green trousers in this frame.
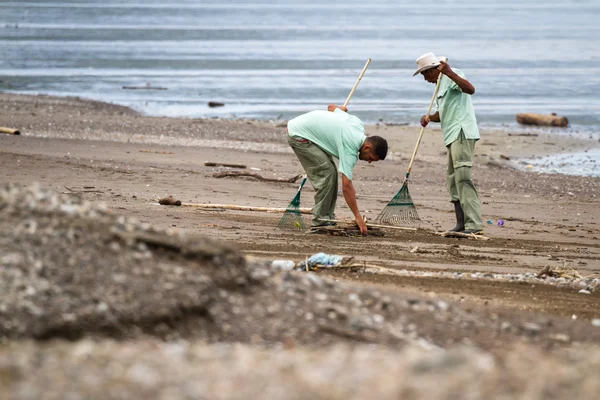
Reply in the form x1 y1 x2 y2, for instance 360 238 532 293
287 135 337 227
446 131 483 230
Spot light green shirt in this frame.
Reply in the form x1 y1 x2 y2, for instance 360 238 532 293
287 108 365 180
435 69 480 146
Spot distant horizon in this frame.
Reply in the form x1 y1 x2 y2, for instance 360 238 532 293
1 0 599 131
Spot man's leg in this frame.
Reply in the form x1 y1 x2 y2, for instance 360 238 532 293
287 136 338 227
445 149 465 232
448 132 483 232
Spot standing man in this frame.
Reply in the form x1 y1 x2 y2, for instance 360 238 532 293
287 104 388 235
415 52 483 234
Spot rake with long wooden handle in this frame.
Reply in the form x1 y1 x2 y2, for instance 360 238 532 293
278 58 372 231
375 59 446 226
343 58 371 108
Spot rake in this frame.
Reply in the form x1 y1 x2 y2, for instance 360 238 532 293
278 58 371 231
277 176 308 230
375 61 445 226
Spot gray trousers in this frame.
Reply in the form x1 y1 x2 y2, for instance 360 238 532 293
446 131 483 230
287 135 337 227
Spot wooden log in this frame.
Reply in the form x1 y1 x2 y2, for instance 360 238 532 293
204 162 247 169
438 231 489 240
158 196 181 206
515 113 568 127
319 218 417 231
0 127 20 135
213 171 302 183
181 203 313 214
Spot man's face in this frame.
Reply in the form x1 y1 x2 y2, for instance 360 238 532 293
359 147 379 164
421 67 439 83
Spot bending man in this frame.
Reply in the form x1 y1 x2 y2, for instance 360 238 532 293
287 104 388 235
415 52 483 234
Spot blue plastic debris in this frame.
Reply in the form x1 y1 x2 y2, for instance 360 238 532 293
295 252 344 270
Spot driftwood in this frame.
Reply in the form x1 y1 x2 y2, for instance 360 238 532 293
181 203 312 214
508 133 539 137
319 218 417 231
158 196 181 206
64 186 104 193
516 113 568 127
312 226 386 237
0 127 20 135
205 162 247 169
213 171 302 183
438 231 489 240
122 85 167 90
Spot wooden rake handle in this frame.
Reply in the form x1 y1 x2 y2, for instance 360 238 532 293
405 58 447 179
343 58 371 108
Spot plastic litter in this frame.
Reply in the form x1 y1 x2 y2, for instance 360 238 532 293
271 260 296 270
497 219 505 227
486 219 493 225
296 252 344 270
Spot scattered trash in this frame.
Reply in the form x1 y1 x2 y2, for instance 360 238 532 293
579 289 591 295
497 219 505 227
295 252 351 271
592 319 600 327
271 260 296 270
410 246 419 253
537 265 582 280
486 219 493 225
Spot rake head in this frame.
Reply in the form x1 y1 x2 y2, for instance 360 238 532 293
277 177 308 231
374 182 420 226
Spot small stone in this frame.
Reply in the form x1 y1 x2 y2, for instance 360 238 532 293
592 319 600 327
521 322 542 335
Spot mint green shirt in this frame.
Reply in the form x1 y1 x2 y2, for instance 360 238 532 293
435 69 480 146
288 108 366 180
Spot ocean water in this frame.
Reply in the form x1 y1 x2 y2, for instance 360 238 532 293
1 1 599 137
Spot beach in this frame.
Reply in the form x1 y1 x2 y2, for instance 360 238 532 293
1 92 600 398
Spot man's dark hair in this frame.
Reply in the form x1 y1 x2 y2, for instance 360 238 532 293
366 136 388 160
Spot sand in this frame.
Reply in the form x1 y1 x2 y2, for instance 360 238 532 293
1 92 600 398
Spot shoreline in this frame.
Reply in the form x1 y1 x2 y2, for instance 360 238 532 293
1 91 599 178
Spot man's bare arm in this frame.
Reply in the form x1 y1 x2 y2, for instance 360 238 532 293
421 111 440 127
438 61 475 95
341 174 367 235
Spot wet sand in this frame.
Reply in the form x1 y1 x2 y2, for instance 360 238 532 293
1 92 600 399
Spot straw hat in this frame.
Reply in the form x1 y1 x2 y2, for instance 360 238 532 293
413 52 445 76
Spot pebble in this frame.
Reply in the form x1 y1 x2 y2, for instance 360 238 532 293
592 319 600 327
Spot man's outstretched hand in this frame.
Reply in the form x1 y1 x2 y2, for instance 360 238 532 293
355 215 368 236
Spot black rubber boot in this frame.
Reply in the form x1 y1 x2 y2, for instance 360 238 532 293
449 201 465 232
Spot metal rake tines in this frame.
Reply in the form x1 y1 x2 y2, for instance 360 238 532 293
277 209 307 231
375 206 420 225
374 184 421 226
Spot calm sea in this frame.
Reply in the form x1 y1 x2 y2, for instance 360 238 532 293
1 1 600 138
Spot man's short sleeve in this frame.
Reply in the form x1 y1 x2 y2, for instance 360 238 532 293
338 153 358 180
